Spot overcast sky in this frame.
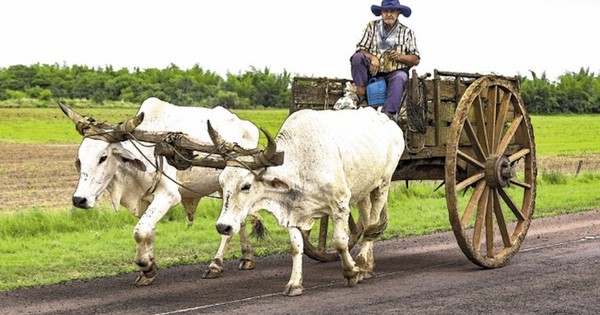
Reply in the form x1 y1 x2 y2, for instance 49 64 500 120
2 0 598 81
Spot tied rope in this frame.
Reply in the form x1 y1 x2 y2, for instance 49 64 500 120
81 129 216 197
406 76 429 134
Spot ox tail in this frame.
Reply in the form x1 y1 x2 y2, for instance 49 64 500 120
361 205 388 242
249 213 268 240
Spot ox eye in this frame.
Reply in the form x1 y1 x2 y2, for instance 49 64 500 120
241 183 251 191
98 156 108 164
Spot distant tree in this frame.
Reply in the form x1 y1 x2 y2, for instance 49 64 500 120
208 90 252 109
555 68 597 113
224 67 291 108
521 71 559 114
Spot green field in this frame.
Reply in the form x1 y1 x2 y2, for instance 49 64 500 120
1 107 599 291
531 115 600 156
0 107 289 146
2 107 598 155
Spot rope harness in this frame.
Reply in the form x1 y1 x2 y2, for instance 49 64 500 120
80 126 275 197
81 129 213 197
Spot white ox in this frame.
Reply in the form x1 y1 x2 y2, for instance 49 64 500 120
211 107 404 296
61 97 261 285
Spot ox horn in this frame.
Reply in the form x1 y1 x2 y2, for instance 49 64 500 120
255 127 277 167
206 120 280 169
207 120 227 154
58 101 85 124
206 120 257 156
117 112 145 134
58 101 145 141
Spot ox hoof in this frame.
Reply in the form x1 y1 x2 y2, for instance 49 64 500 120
202 259 224 279
238 258 256 270
344 267 360 287
363 270 376 279
135 262 157 286
345 275 359 287
283 285 303 296
201 266 223 279
357 270 375 282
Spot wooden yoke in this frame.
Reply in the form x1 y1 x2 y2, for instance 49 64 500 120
58 102 284 171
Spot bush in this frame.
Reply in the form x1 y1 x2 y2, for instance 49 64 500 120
5 90 27 99
540 170 568 185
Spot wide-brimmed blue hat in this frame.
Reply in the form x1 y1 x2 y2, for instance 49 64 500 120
371 0 412 17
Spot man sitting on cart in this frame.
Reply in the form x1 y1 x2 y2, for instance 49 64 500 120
350 0 420 121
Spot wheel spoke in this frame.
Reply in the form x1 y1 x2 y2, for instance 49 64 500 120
457 149 485 169
509 178 531 189
472 186 490 252
497 187 526 221
494 91 511 149
474 96 490 156
456 172 485 192
461 180 486 226
492 188 512 247
508 148 530 163
495 115 524 155
464 120 487 161
486 86 497 151
485 188 494 257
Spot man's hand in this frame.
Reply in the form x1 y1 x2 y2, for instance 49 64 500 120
369 56 380 76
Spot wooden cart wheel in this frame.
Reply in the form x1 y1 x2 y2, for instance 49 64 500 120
445 76 537 268
301 213 364 262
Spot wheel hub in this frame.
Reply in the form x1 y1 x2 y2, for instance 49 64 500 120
485 155 515 188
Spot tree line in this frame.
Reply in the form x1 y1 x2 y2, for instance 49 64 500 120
0 63 599 113
0 63 291 109
520 68 600 114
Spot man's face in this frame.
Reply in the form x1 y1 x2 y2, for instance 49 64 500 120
381 9 400 27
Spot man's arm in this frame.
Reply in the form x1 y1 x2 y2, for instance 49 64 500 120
395 53 420 67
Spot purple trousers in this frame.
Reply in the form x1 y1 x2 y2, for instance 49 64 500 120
350 52 408 114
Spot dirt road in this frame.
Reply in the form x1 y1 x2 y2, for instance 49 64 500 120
1 210 598 315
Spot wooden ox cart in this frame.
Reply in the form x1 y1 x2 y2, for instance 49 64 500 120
60 68 536 269
291 69 537 268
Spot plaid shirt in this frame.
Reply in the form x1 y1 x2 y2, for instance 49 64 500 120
356 19 420 73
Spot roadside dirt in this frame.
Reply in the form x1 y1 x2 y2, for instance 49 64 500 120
0 143 79 211
1 143 599 211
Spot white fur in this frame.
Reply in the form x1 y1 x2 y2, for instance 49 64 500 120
215 107 404 295
72 97 259 284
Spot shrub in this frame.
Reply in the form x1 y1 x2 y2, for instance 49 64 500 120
540 170 568 185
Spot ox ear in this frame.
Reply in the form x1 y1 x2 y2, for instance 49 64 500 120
265 177 289 190
111 146 147 172
121 157 147 172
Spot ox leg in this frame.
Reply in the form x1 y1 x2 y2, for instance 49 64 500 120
238 218 256 270
202 217 257 279
133 196 177 286
356 187 390 280
332 203 360 287
283 227 304 296
355 197 372 281
202 234 232 279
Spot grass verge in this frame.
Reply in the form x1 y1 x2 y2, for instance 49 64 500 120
1 171 599 291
